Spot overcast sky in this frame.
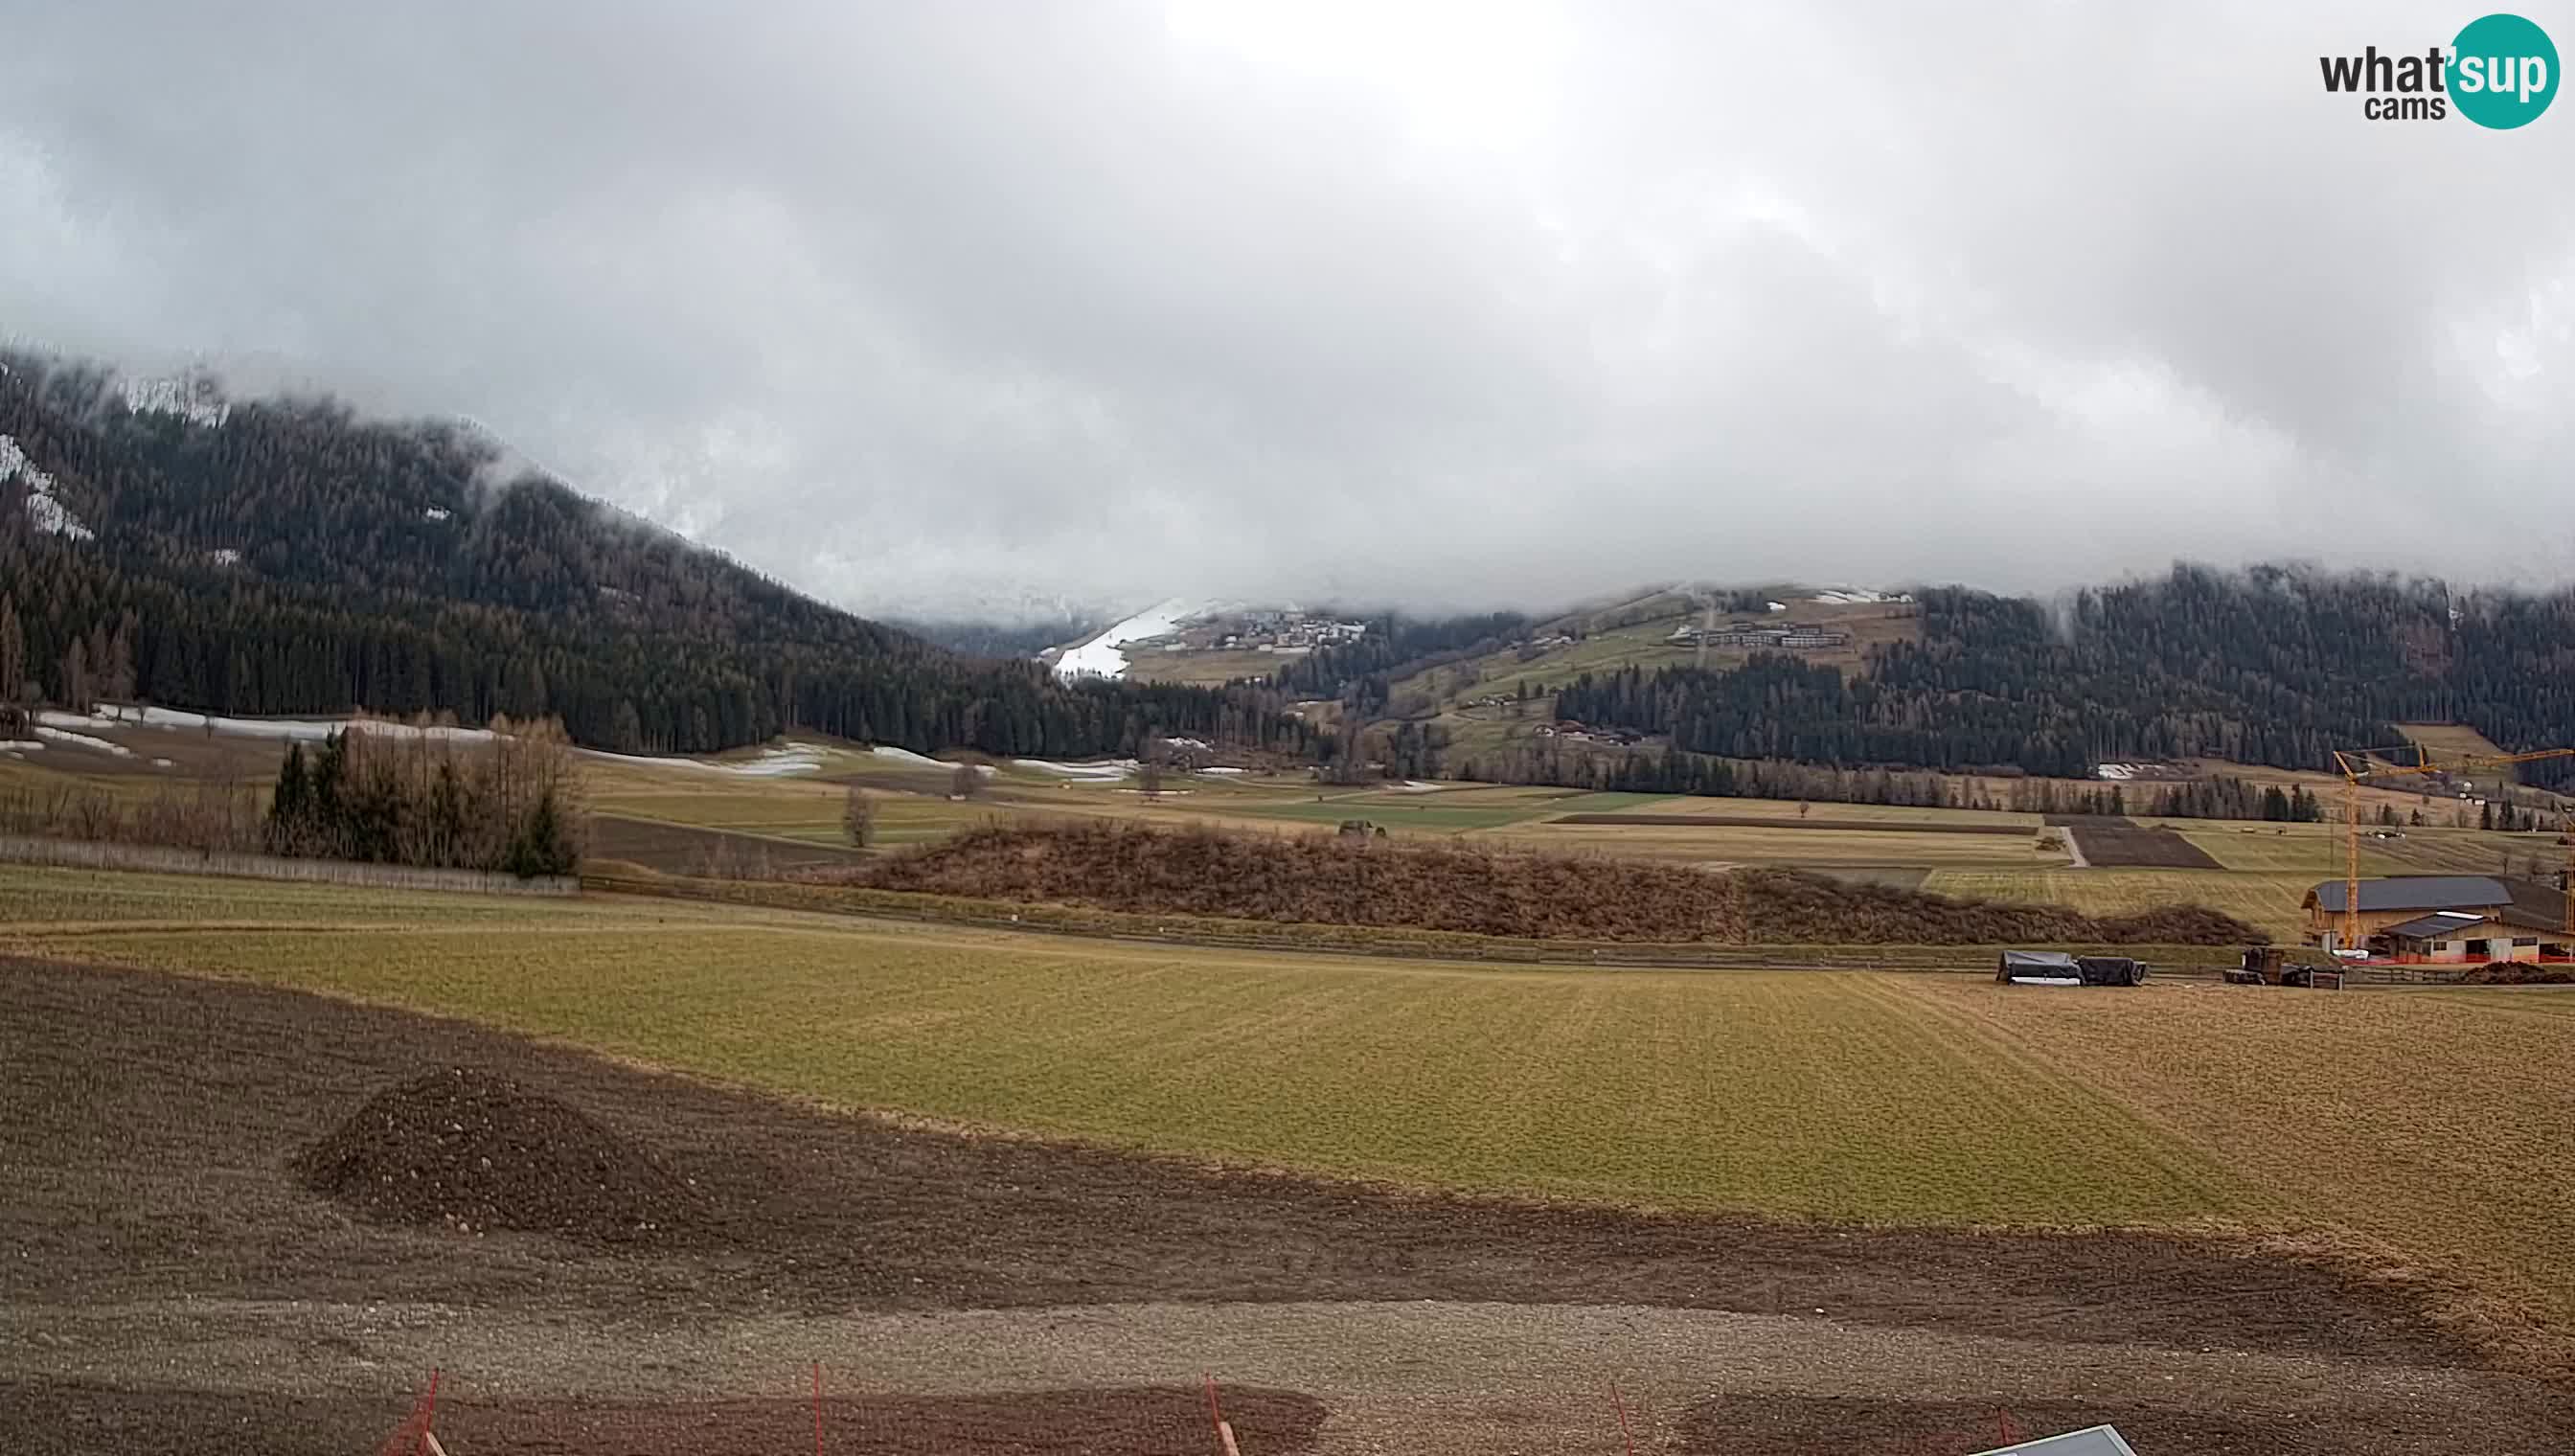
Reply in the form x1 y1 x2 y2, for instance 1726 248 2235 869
5 2 2572 621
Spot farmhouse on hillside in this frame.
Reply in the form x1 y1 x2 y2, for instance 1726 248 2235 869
1666 620 1853 650
2301 876 2569 961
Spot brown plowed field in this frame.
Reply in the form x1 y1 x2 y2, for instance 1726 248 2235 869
2048 815 2226 869
5 1385 1330 1456
5 958 2571 1454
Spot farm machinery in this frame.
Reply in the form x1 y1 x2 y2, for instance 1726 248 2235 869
2222 945 2340 989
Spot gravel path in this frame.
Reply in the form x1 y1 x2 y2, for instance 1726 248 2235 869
6 1297 2561 1454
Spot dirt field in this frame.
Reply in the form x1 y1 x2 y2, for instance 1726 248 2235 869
589 813 878 874
9 958 2572 1454
2048 816 2225 869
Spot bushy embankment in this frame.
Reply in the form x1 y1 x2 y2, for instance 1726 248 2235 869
827 823 2259 945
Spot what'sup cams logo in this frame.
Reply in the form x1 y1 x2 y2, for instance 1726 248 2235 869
2319 11 2558 126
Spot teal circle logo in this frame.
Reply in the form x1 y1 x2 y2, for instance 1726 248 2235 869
2451 13 2558 127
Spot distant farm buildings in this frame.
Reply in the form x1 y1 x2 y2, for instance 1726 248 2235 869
2302 876 2570 961
1214 612 1368 653
1535 718 1643 746
1667 620 1852 651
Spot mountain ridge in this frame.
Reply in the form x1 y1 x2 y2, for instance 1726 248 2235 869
0 353 1309 761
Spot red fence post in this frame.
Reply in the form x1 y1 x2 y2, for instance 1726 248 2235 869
1609 1380 1638 1456
812 1362 825 1456
1203 1372 1241 1456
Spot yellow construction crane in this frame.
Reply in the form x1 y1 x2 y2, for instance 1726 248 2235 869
2328 743 2575 953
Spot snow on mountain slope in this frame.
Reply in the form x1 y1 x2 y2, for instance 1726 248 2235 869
119 374 231 428
1053 599 1202 681
0 433 93 541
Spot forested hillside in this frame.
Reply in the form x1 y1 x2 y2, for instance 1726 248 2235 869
1553 566 2575 786
885 616 1100 661
0 356 1306 758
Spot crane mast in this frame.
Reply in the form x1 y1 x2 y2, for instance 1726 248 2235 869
2330 743 2575 955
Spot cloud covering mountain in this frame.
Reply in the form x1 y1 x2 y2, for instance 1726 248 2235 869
4 1 2570 618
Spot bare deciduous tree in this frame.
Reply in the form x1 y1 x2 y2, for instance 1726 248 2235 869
0 594 23 709
950 762 980 800
843 784 875 848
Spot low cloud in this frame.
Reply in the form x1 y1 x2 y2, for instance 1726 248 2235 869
4 1 2569 619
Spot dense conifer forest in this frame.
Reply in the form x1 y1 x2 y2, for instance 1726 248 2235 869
0 357 1307 758
1549 567 2575 788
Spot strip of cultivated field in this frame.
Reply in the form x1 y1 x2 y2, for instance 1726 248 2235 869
0 866 2241 1226
13 865 2575 1346
1903 976 2575 1348
1921 869 2318 944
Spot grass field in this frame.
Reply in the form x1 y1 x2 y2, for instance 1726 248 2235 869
1922 869 2318 943
1492 820 2069 871
0 865 2240 1224
12 863 2575 1341
1392 596 1921 711
1919 976 2575 1339
2174 820 2566 878
2400 721 2513 762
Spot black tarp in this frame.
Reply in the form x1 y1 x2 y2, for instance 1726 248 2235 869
1997 950 2082 984
2076 955 2149 987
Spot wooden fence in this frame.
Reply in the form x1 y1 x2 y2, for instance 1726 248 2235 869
0 834 579 898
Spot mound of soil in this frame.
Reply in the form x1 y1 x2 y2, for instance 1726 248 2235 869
294 1067 707 1244
825 822 2260 945
2459 961 2575 986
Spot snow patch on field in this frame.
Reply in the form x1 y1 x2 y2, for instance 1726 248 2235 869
1014 757 1138 781
57 705 499 744
1 434 94 541
1054 599 1200 681
869 745 999 776
580 741 832 776
726 746 827 777
585 743 826 777
0 739 43 754
1200 765 1247 775
35 724 133 757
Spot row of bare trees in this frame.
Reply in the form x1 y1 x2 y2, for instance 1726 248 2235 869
0 780 265 853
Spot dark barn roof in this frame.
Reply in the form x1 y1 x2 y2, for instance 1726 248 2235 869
2499 877 2572 933
2305 876 2509 914
2378 912 2495 941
